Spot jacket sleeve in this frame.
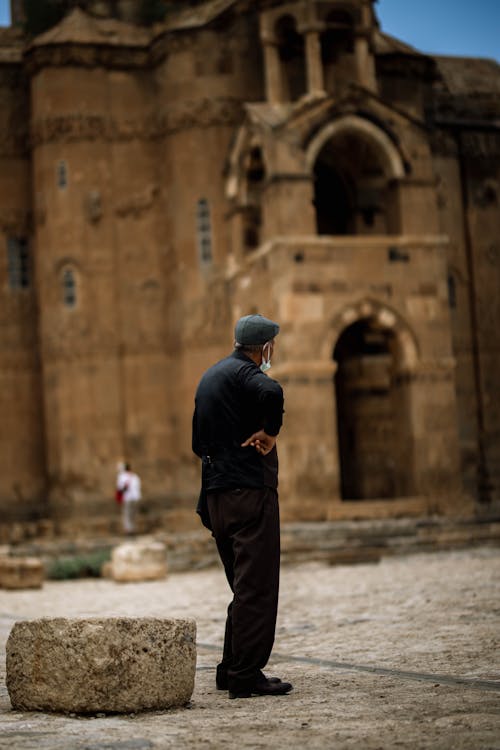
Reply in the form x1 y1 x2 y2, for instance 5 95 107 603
192 405 202 457
240 368 284 437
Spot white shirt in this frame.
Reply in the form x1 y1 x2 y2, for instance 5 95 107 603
117 470 141 502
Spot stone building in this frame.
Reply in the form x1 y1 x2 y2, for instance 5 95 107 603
0 0 499 534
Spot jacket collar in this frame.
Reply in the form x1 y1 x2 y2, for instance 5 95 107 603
231 349 260 368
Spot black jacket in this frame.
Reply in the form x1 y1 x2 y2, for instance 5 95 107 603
192 350 284 525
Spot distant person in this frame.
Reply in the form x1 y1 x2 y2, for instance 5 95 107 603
192 313 292 699
116 462 142 535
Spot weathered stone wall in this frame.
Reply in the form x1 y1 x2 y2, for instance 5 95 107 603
224 235 465 520
0 2 498 528
30 61 174 517
432 144 479 500
0 35 47 519
460 131 500 505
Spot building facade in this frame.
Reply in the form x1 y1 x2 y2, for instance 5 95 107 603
0 0 499 533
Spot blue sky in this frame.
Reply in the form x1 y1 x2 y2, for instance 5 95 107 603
0 0 498 61
377 0 499 61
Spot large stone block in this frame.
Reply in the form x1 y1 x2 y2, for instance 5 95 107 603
6 617 196 714
111 541 168 582
0 557 44 590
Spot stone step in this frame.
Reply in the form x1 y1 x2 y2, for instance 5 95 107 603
1 518 500 575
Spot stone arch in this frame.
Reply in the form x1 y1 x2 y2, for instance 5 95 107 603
324 300 419 500
308 116 405 236
306 115 405 180
273 8 302 33
322 298 419 371
54 256 82 274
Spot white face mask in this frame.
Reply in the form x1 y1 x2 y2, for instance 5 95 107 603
260 342 272 372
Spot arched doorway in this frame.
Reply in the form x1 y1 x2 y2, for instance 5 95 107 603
313 130 396 236
334 316 415 500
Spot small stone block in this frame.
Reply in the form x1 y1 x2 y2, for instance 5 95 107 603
0 557 44 590
111 541 168 582
6 617 196 713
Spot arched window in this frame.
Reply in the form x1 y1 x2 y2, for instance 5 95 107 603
7 237 29 289
62 268 77 308
313 131 394 236
275 15 307 102
246 146 266 187
321 10 356 93
196 198 213 267
57 160 68 190
243 146 266 251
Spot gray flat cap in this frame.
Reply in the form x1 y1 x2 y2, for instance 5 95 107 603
235 314 280 345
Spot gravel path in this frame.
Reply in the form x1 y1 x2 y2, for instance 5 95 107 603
1 547 499 749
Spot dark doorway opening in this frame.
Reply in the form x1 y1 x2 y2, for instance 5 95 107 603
314 160 354 235
313 132 395 236
321 9 356 94
275 15 307 102
334 318 403 500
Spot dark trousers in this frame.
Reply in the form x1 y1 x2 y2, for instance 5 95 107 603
207 486 280 693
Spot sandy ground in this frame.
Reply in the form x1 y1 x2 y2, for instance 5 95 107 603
1 546 499 749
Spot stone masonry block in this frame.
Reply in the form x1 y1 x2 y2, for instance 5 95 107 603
6 617 196 714
111 541 168 582
0 557 44 590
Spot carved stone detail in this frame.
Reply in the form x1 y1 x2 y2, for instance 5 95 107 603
84 190 103 223
114 184 159 218
165 98 244 135
25 45 149 75
461 132 500 158
30 99 243 146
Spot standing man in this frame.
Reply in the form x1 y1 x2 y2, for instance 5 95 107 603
192 314 292 699
116 462 142 535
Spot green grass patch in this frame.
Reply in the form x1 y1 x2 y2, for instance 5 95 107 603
47 549 112 580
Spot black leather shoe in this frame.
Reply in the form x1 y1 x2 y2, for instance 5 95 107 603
254 679 293 696
229 678 293 699
228 690 252 699
217 675 282 691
